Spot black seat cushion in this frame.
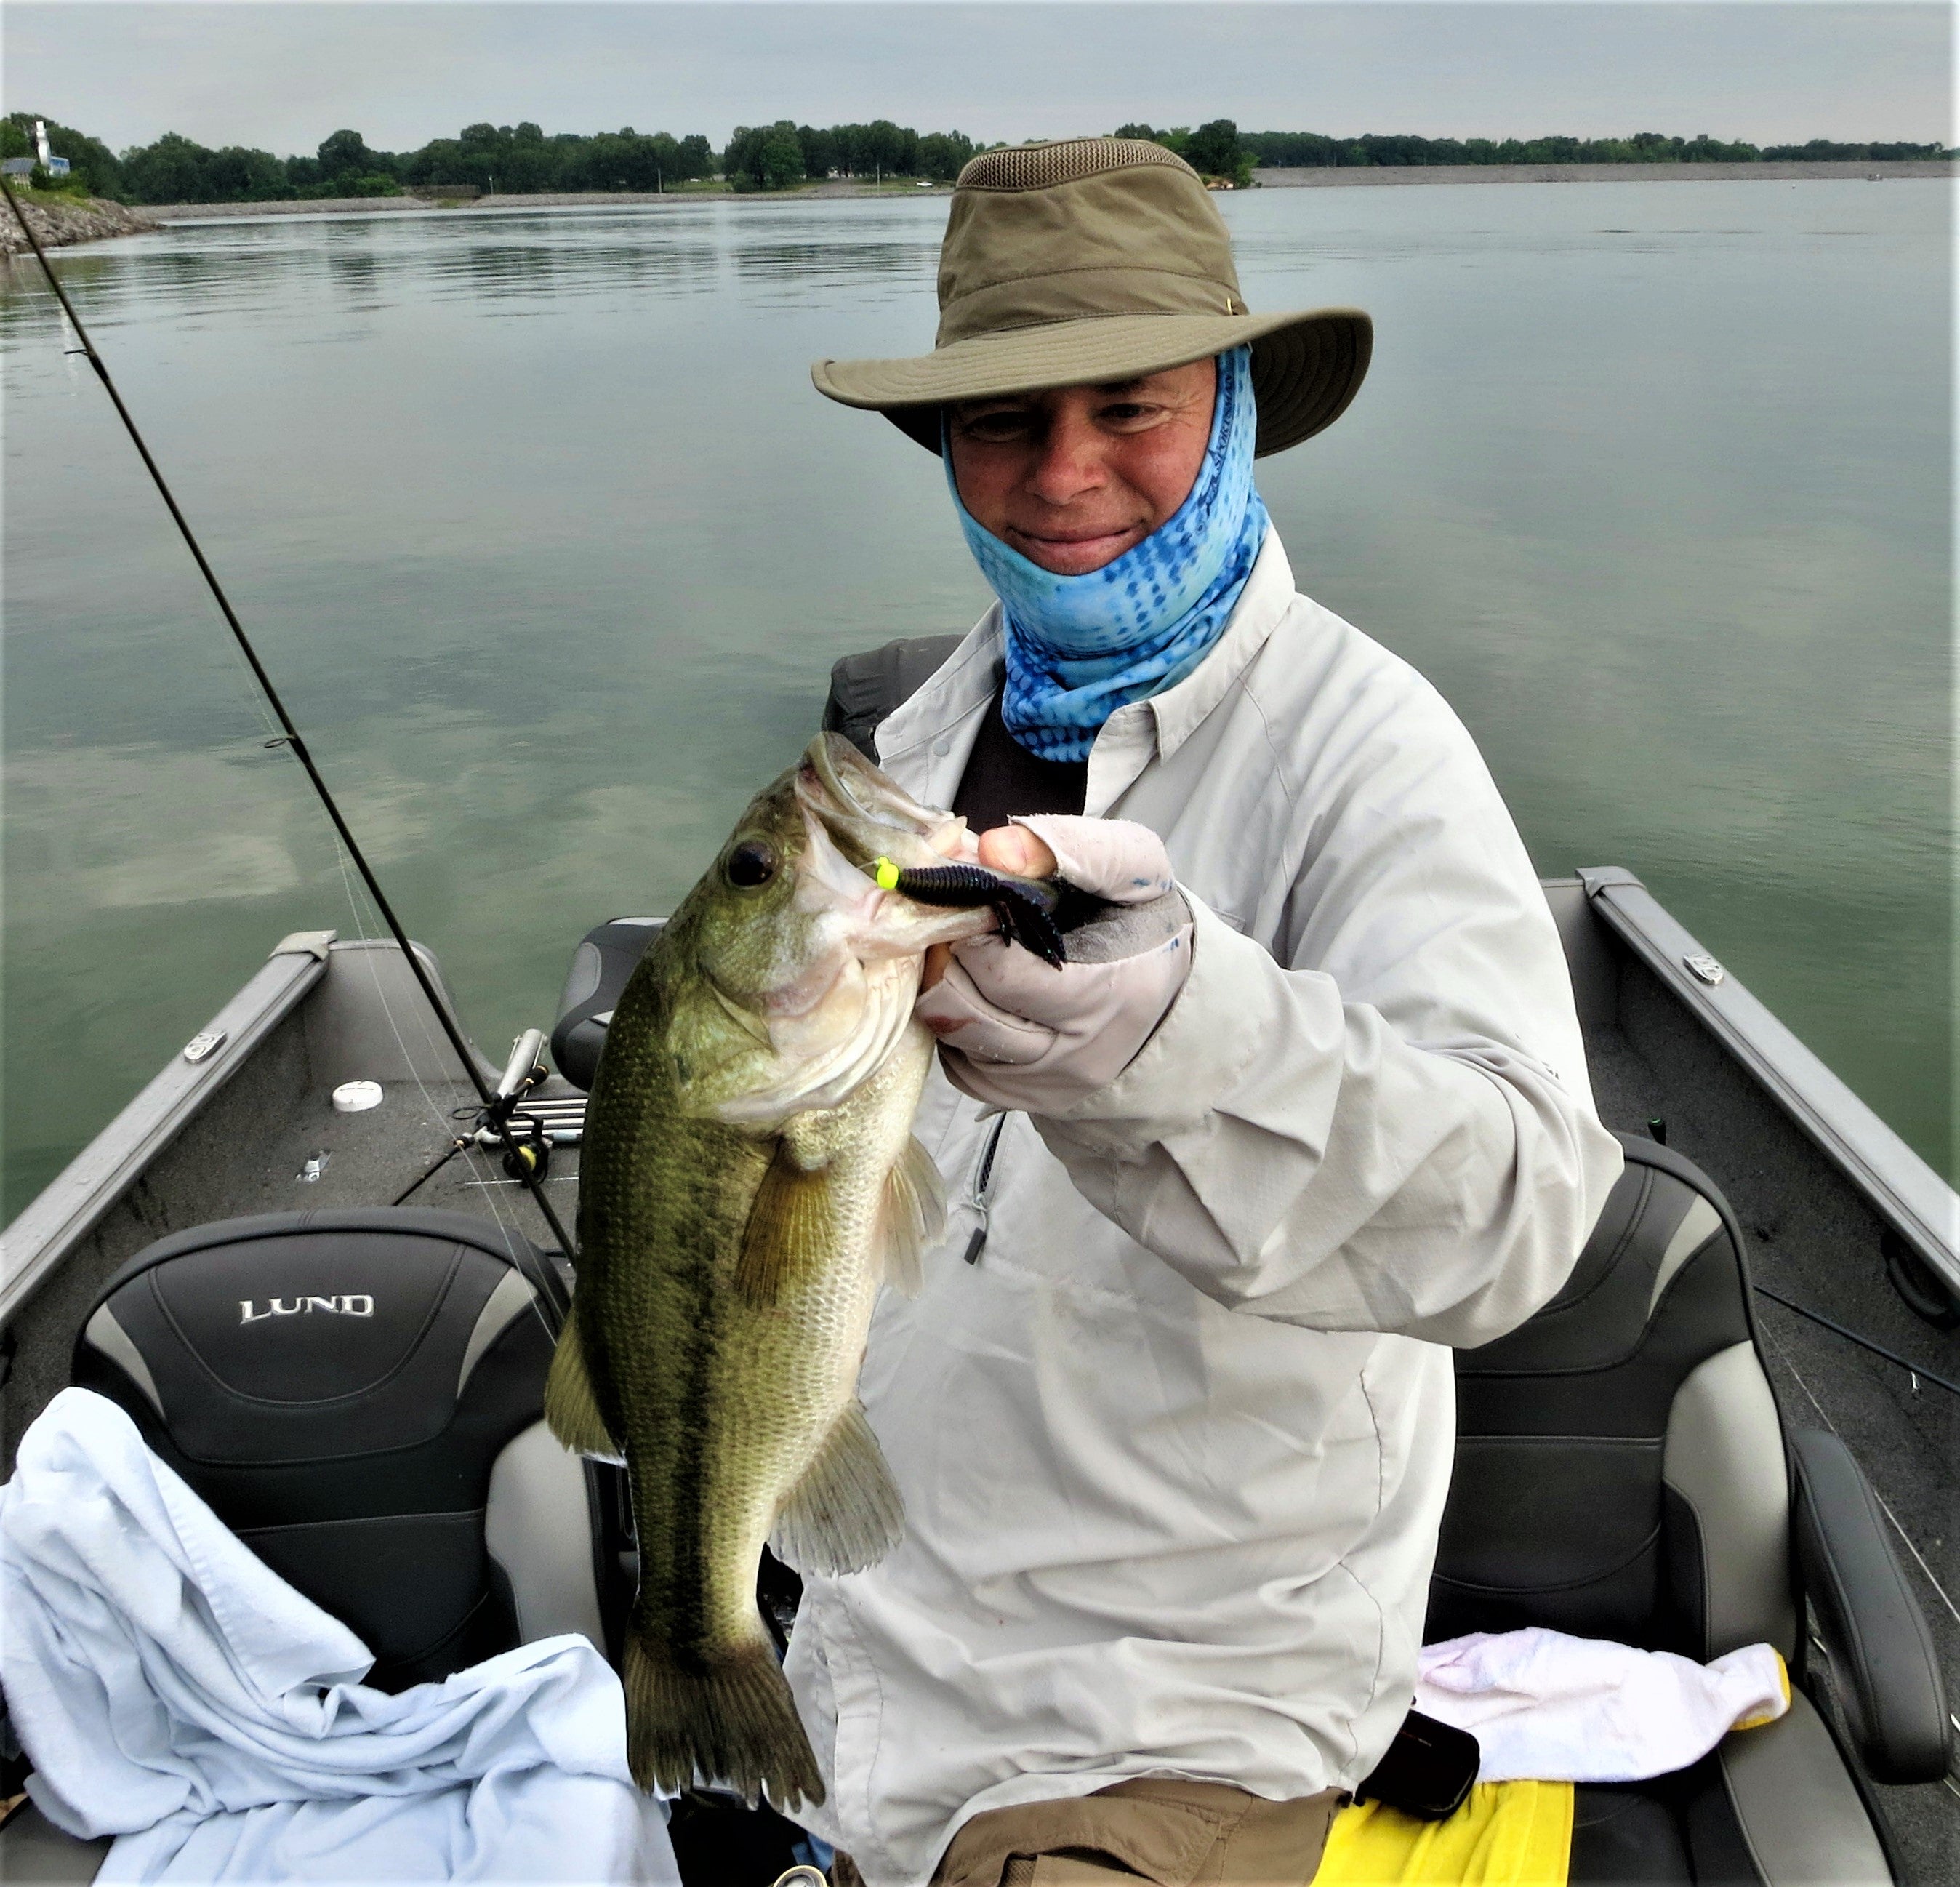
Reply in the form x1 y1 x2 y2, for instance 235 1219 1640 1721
72 1209 561 1690
1570 1784 1692 1884
1429 1134 1754 1651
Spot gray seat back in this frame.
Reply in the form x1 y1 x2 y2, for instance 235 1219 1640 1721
1431 1134 1796 1662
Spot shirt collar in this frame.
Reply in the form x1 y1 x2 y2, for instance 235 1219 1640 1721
873 606 1005 808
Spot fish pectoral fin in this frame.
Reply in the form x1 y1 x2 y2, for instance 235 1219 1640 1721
768 1398 904 1576
878 1135 945 1298
544 1313 622 1462
734 1153 833 1307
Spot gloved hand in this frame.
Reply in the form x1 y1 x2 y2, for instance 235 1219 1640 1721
916 814 1194 1114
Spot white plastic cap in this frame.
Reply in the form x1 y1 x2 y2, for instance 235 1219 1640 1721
332 1080 385 1114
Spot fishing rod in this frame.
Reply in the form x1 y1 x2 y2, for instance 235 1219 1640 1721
1754 1282 1960 1399
1 176 577 1262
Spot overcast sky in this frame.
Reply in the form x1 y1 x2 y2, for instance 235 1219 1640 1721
7 2 1952 156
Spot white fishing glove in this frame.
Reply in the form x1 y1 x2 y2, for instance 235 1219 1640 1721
916 814 1194 1115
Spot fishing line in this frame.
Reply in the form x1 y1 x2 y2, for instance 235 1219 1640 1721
1758 1318 1960 1633
1 175 576 1262
324 831 569 1340
56 303 85 390
324 832 473 1168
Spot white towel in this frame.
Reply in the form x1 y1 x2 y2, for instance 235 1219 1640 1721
1416 1627 1789 1783
0 1387 678 1884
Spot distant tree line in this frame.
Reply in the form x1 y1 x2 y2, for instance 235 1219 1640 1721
2 110 977 206
1225 125 1952 168
7 109 1949 207
3 114 719 204
723 121 976 191
1113 121 1258 185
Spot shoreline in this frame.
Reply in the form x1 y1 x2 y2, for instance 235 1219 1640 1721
145 179 951 220
137 159 1953 224
1 193 160 256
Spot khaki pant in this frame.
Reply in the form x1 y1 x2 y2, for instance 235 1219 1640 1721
833 1778 1342 1887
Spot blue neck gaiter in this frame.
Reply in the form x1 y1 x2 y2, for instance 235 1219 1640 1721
946 345 1269 763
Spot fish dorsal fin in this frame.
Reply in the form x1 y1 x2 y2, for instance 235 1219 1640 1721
768 1398 904 1576
734 1150 833 1308
543 1312 622 1463
879 1135 944 1298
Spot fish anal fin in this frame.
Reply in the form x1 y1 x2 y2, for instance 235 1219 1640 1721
544 1313 620 1462
733 1153 835 1308
879 1135 945 1297
768 1398 904 1576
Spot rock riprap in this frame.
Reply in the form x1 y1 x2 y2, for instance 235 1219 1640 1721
1 194 160 258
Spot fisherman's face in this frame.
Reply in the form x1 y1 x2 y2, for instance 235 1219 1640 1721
947 359 1217 577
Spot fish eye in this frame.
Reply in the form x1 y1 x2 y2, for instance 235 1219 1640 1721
725 838 778 889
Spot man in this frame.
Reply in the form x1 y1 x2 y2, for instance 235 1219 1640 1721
787 137 1624 1887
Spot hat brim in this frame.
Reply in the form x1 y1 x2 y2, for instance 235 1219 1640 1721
811 308 1371 458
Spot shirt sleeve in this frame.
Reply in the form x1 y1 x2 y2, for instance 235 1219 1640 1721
1032 668 1626 1349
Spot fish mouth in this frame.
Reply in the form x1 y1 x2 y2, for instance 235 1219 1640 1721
798 734 1069 963
797 732 965 872
790 733 998 965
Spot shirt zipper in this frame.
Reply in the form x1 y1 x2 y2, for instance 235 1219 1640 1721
961 1113 1010 1265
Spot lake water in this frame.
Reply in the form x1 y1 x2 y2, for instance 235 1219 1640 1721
2 183 1951 1219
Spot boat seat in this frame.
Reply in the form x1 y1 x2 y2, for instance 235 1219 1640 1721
69 1208 608 1686
0 1208 624 1883
1431 1131 1951 1883
551 917 664 1091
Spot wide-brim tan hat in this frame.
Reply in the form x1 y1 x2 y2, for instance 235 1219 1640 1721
812 137 1371 458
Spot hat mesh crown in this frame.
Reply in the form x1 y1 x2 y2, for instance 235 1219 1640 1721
956 137 1197 193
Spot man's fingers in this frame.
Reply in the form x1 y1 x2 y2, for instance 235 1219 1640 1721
968 819 1171 902
975 824 1057 879
952 932 1085 1024
928 921 1198 1113
920 942 952 993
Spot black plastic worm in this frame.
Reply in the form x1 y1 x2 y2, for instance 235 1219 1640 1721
878 860 1069 969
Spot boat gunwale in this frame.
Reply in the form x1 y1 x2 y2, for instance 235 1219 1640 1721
0 939 330 1328
1573 868 1959 1300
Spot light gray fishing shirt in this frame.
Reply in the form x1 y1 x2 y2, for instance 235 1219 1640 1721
783 531 1625 1885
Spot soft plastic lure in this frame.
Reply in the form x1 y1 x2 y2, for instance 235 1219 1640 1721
873 858 1068 968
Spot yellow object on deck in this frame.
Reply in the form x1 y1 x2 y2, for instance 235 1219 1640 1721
1312 1782 1574 1886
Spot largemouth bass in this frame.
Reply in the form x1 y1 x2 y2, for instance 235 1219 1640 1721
545 734 1009 1808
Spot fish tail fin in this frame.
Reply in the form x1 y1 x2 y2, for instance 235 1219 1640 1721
625 1632 825 1811
544 1313 619 1462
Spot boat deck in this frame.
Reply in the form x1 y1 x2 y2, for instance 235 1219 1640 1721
1 898 1953 1873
